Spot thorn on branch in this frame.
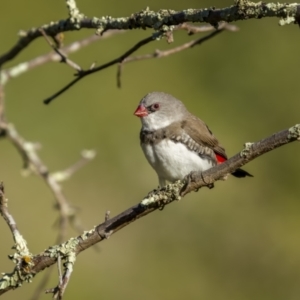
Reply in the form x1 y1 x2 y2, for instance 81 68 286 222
105 210 110 222
89 61 96 70
99 230 112 239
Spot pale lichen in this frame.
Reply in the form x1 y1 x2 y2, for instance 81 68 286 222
45 238 79 259
288 124 300 141
240 142 254 158
0 253 34 290
66 0 85 29
81 228 96 240
140 181 183 207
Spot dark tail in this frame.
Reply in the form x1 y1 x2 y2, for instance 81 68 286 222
232 168 253 178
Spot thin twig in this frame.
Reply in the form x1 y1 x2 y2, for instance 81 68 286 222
30 232 72 300
0 123 96 243
117 28 224 88
57 254 63 286
0 64 96 299
43 35 155 104
177 22 239 35
1 30 124 85
46 247 76 299
105 210 110 222
0 183 29 255
39 28 82 72
44 23 238 101
54 265 74 299
30 269 54 300
52 150 96 183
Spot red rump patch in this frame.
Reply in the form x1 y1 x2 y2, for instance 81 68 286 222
215 154 226 164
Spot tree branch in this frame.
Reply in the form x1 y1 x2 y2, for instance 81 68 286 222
44 22 237 103
0 123 298 296
43 35 156 104
0 86 95 246
117 22 238 87
0 30 123 85
0 2 299 67
39 28 82 72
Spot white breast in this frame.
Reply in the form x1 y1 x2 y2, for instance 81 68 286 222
142 139 214 186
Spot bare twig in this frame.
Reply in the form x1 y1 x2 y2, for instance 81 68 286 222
1 123 299 296
53 264 74 299
30 225 81 300
52 150 96 183
3 124 71 221
43 35 156 104
0 124 95 247
0 56 97 299
117 27 225 88
45 22 238 99
65 0 83 21
177 22 239 35
39 28 82 72
1 30 124 85
30 269 54 300
57 254 63 287
105 210 110 222
0 183 29 256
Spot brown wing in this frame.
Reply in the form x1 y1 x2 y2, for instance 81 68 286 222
182 113 228 160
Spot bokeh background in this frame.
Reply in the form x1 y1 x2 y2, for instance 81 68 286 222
1 0 300 299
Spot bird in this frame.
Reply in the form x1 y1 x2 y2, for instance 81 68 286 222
134 92 252 187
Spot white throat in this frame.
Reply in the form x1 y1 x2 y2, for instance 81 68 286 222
141 114 175 131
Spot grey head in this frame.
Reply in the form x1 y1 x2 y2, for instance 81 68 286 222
134 92 188 131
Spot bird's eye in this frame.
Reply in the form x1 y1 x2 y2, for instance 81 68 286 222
152 103 160 110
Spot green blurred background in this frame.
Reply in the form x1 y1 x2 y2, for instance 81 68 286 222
1 0 300 299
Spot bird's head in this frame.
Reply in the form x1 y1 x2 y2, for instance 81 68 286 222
134 92 187 131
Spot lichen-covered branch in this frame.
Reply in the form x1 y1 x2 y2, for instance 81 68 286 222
0 183 33 290
181 124 300 195
0 1 299 67
44 22 237 103
0 123 298 296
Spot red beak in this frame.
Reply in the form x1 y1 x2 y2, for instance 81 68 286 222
134 105 148 117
